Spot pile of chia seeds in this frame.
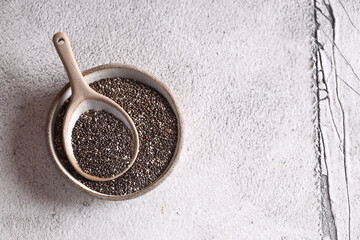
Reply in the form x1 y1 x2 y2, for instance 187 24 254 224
71 109 133 178
53 77 178 196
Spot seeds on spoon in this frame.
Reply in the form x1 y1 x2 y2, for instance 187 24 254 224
71 109 133 179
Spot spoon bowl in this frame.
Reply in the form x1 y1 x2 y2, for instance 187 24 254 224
53 32 139 182
47 63 182 200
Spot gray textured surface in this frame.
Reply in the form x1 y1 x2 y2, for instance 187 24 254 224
1 0 320 239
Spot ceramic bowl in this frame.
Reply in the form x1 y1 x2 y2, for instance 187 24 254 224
47 64 182 200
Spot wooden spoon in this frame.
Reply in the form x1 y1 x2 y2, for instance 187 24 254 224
52 32 139 182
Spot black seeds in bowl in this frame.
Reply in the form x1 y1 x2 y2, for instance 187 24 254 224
71 109 133 178
53 77 178 196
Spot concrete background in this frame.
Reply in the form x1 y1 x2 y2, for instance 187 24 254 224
1 0 357 239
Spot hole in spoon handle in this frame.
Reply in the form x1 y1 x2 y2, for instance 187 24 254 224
53 32 69 48
53 32 89 99
58 38 65 45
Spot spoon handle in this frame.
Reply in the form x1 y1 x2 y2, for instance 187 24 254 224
53 32 89 99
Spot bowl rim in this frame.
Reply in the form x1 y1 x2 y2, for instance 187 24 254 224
46 63 183 200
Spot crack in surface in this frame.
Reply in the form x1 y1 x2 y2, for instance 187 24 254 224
319 27 360 83
325 1 351 238
313 1 338 239
337 0 360 34
316 0 353 239
337 75 360 96
318 50 342 146
317 36 360 96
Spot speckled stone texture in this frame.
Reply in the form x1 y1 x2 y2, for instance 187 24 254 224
0 0 320 239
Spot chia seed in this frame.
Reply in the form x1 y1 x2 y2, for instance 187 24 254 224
71 109 133 178
53 77 178 195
